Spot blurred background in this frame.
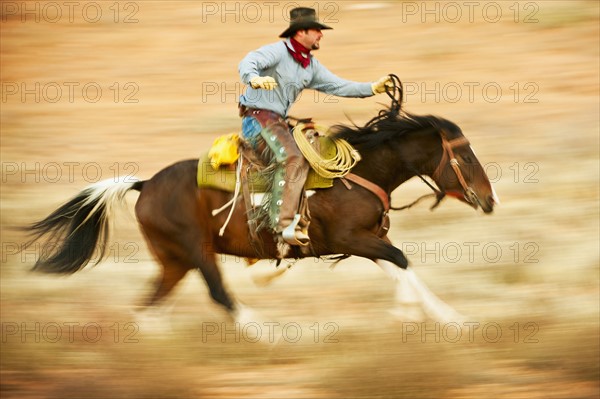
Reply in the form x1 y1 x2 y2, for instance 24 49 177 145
1 1 598 398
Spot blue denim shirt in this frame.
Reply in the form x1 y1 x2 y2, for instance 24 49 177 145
239 39 374 117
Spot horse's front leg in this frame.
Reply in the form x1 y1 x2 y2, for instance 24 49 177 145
376 260 464 322
329 230 409 268
375 237 464 323
327 231 463 321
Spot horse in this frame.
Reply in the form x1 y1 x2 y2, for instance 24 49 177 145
24 107 498 323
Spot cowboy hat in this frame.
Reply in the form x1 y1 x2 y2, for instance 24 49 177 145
279 7 333 38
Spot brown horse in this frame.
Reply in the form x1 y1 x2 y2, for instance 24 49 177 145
24 108 497 322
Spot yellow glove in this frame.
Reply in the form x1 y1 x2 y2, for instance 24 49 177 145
250 76 278 90
371 75 394 94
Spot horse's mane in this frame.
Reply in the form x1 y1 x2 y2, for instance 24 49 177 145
331 108 460 150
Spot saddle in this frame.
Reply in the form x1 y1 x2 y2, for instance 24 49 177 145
197 124 349 192
197 122 360 256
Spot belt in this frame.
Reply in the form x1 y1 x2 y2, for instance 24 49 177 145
238 104 284 122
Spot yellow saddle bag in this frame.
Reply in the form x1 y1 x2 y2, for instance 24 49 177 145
207 133 239 168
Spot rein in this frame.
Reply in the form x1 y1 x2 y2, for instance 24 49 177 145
391 133 472 211
343 75 477 214
344 130 474 216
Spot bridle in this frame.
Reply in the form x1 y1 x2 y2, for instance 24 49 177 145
343 129 479 216
385 74 479 207
432 130 479 206
343 74 480 214
385 130 478 212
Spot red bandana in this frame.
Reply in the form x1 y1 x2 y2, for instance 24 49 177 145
286 38 311 68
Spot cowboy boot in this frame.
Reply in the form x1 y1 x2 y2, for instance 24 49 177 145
260 120 310 245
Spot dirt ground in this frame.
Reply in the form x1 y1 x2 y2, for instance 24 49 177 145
1 1 599 398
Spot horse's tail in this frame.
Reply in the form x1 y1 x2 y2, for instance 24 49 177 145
24 177 145 274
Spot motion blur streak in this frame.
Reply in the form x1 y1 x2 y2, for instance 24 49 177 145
1 2 598 398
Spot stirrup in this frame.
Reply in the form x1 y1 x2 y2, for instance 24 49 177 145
281 214 310 246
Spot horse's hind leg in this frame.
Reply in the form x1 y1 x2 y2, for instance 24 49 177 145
140 228 236 314
191 244 236 312
190 240 267 325
142 244 191 308
128 230 191 331
134 228 190 320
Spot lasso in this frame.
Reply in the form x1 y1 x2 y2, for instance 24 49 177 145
292 123 361 179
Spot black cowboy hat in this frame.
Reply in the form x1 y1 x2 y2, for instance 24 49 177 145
279 7 333 38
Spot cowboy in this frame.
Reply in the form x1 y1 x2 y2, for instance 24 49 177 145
238 7 393 246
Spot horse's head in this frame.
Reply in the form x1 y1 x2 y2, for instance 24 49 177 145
331 109 499 214
430 123 499 214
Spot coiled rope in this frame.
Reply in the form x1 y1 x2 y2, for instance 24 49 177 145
292 123 361 179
